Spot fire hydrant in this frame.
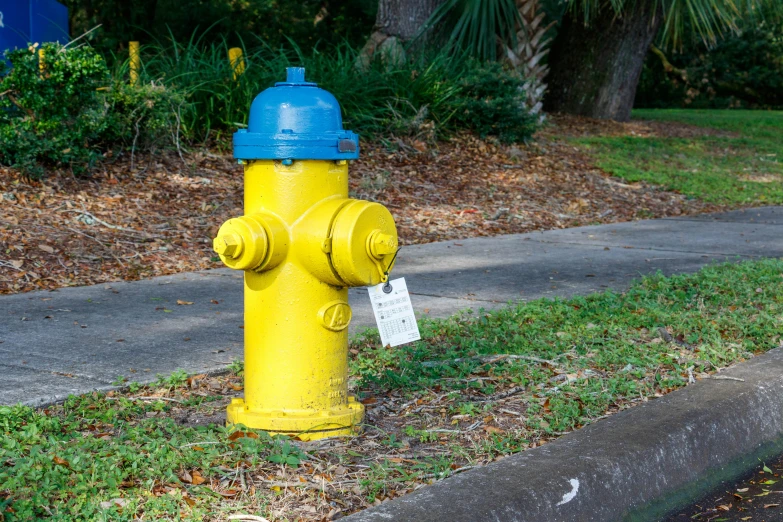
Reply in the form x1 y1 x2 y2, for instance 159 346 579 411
214 67 398 440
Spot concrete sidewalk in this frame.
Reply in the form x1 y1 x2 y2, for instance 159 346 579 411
1 206 782 406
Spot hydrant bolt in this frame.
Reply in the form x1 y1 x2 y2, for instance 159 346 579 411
213 233 243 258
370 231 397 259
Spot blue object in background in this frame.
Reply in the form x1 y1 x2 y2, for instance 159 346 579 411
0 0 69 65
234 67 360 162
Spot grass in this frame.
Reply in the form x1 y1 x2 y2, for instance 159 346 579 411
575 109 783 205
2 259 782 520
122 38 535 144
354 257 782 425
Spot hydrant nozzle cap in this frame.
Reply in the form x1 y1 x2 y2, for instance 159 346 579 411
233 67 359 161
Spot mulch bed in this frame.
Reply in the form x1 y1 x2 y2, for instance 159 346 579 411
0 116 723 295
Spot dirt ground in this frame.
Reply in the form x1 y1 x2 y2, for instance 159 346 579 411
0 115 723 295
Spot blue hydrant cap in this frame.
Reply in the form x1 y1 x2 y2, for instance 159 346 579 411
233 67 359 161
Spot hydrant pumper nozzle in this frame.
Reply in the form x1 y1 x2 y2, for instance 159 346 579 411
214 67 398 440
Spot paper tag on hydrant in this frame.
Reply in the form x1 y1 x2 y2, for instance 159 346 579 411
368 277 421 347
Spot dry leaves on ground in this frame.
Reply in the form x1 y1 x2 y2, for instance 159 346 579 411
0 117 723 295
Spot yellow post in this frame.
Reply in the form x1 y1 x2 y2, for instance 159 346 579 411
214 68 398 440
129 41 140 86
228 47 246 80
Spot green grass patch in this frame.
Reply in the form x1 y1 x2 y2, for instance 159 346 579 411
575 109 783 205
2 259 782 520
353 258 783 428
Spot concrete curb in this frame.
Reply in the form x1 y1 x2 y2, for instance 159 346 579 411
344 347 783 522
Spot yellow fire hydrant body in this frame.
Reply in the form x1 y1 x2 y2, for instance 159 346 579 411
215 68 398 440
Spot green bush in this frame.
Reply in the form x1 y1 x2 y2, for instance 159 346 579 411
0 43 185 178
0 43 110 177
0 40 536 179
105 82 187 151
448 60 536 143
636 22 783 109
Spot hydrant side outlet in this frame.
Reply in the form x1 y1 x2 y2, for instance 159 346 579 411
216 68 399 440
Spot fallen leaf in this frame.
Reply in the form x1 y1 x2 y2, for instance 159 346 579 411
190 470 206 485
10 259 23 269
39 244 54 254
99 498 128 509
412 140 427 152
764 503 780 508
177 300 194 305
228 431 258 441
53 456 69 467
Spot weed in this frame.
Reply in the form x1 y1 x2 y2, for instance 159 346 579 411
155 369 189 387
228 358 244 376
267 437 308 467
403 426 440 443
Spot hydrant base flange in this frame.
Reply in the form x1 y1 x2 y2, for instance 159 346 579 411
226 397 364 441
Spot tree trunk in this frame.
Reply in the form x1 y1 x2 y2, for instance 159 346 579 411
544 0 663 121
359 0 444 66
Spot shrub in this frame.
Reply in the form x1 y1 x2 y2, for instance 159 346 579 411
0 43 111 177
105 81 187 152
133 39 538 144
0 39 537 179
636 22 783 109
0 43 185 178
448 60 537 143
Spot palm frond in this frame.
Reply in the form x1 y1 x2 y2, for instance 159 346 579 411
568 0 782 48
422 0 522 60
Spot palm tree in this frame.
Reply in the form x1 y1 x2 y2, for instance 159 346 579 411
423 0 555 119
545 0 782 120
377 0 781 121
503 0 556 120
